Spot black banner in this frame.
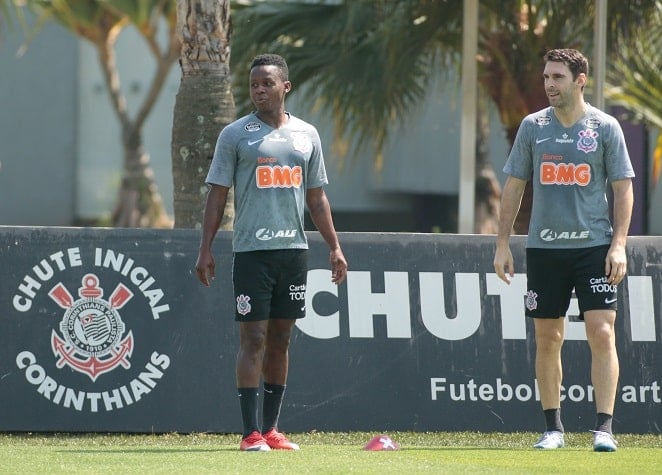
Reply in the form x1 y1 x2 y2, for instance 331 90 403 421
1 227 660 433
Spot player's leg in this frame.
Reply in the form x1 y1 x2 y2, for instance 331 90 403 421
261 248 307 389
233 250 274 387
526 248 572 449
261 318 296 432
260 249 306 450
261 318 300 450
574 245 619 451
262 318 296 385
531 317 566 449
233 251 274 450
238 320 269 387
236 321 272 451
584 309 619 417
534 317 565 411
584 309 619 452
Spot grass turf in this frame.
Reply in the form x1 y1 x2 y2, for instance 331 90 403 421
1 431 660 474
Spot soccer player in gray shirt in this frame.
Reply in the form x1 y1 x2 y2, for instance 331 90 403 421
196 53 348 451
494 49 634 452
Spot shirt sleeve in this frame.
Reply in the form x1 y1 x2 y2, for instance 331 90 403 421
306 126 329 189
205 125 236 188
503 118 533 180
603 117 635 182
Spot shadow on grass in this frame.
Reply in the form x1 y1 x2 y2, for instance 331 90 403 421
55 448 235 454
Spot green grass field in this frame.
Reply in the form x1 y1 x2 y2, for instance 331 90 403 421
1 431 660 474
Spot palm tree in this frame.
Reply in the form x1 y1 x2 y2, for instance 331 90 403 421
171 0 235 229
14 0 179 227
230 0 661 233
232 0 462 161
605 1 662 199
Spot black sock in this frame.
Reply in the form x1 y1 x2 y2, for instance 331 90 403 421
262 382 286 433
237 387 260 438
595 412 613 434
544 408 564 432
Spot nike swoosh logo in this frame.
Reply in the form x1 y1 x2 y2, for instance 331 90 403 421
247 138 263 146
605 297 617 304
536 137 552 144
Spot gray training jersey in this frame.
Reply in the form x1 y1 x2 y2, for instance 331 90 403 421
206 112 328 252
504 104 634 249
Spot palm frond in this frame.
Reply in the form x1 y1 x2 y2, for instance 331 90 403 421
231 0 462 156
605 1 662 186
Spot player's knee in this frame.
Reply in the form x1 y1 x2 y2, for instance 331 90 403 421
266 329 292 352
587 325 615 352
535 327 564 351
240 328 267 352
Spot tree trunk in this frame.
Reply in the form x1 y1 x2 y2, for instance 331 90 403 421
112 137 172 228
171 0 235 229
93 17 179 229
171 72 235 229
474 90 501 234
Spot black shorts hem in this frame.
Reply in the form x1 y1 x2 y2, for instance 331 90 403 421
234 313 306 323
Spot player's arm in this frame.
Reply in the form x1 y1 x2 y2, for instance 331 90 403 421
605 178 633 285
493 176 527 284
306 186 347 284
195 184 230 287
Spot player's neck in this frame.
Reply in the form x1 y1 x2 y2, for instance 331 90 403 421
553 99 588 128
255 109 289 129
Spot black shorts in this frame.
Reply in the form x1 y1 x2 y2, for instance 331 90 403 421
232 249 308 322
525 245 617 320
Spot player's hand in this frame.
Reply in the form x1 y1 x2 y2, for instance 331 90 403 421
329 248 348 285
605 244 627 285
195 249 216 287
494 245 514 285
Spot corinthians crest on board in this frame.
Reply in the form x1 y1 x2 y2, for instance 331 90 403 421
49 273 134 381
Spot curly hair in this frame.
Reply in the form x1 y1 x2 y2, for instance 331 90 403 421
250 53 289 81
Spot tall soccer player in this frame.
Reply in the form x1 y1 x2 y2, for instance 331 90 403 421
494 49 634 452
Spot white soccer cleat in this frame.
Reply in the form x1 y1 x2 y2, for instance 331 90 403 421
592 431 618 452
533 431 565 449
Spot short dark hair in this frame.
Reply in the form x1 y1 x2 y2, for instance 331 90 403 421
250 53 289 81
543 48 589 80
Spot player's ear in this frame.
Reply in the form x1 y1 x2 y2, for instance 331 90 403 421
576 73 587 88
284 80 292 94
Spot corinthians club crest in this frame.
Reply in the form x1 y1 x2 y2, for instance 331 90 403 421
49 273 134 381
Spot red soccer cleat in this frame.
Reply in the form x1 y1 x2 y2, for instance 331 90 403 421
240 431 271 452
262 428 300 450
